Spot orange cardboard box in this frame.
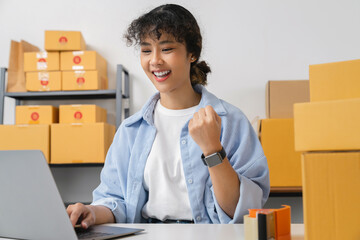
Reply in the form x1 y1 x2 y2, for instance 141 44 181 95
59 105 107 124
259 119 302 187
16 105 59 124
45 30 86 51
302 151 360 240
266 80 309 118
62 70 108 90
51 123 115 164
0 124 50 163
309 59 360 101
23 51 59 72
26 71 61 91
60 51 107 75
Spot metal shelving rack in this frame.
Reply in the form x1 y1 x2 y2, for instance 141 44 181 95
0 64 130 129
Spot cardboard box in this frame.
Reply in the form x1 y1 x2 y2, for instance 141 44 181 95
60 51 107 75
310 59 360 102
266 80 309 118
45 30 86 51
51 123 115 164
259 119 302 187
294 98 360 151
62 70 108 90
302 151 360 240
23 52 60 72
26 71 61 91
59 105 107 124
0 124 50 162
16 105 59 124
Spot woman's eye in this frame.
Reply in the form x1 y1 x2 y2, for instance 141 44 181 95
162 48 174 52
141 50 151 54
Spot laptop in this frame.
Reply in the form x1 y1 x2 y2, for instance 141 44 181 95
0 150 144 240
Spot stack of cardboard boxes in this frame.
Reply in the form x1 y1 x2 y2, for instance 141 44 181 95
258 80 309 189
0 104 115 164
294 60 360 239
24 30 108 91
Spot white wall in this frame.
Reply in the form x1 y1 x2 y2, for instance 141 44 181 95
1 0 359 124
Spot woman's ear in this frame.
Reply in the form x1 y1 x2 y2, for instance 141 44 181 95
190 56 197 62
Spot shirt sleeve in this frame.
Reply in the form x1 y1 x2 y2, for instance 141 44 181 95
91 124 130 223
211 112 270 223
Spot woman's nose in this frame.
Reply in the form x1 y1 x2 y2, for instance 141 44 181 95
150 52 163 66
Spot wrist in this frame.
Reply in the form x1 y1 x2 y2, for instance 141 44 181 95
202 143 223 157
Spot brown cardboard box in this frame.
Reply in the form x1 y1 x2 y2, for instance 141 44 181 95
26 71 61 91
60 51 107 75
310 59 360 102
259 119 302 187
0 124 50 162
302 151 360 240
45 30 86 51
62 70 108 90
16 105 59 124
23 51 60 72
51 123 115 164
294 98 360 151
59 105 107 124
266 80 309 118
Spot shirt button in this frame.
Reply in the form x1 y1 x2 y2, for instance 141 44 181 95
188 179 193 184
181 140 187 145
196 216 201 221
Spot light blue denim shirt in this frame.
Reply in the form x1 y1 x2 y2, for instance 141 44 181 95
91 85 270 223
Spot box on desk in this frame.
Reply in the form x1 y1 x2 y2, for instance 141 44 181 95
309 59 360 102
0 124 50 162
16 105 59 124
45 30 86 51
302 151 360 240
59 105 107 124
62 70 108 90
266 80 309 118
24 51 59 72
294 98 360 151
51 123 115 164
60 51 107 74
26 71 61 91
259 119 302 187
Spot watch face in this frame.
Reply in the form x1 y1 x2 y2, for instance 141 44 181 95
205 153 223 167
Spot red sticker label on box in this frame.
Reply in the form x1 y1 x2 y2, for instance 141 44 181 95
77 77 85 85
74 111 83 120
59 36 68 44
40 80 49 86
38 58 47 62
31 112 39 121
73 56 81 64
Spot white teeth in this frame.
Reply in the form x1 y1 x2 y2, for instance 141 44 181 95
153 70 170 77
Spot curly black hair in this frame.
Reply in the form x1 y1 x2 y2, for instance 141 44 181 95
125 4 211 86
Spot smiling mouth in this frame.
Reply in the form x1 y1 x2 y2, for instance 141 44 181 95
152 70 171 82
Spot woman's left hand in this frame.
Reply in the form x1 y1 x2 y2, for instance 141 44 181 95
188 105 222 156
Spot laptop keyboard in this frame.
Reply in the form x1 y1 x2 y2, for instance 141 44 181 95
75 227 112 239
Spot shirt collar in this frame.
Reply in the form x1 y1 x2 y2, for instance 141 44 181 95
125 85 227 127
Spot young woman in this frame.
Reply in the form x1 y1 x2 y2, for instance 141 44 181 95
67 4 269 227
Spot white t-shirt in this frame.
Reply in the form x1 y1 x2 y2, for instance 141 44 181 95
142 100 197 221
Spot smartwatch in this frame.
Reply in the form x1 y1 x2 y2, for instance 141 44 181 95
201 147 226 167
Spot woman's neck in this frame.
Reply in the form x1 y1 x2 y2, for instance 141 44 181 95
159 87 201 110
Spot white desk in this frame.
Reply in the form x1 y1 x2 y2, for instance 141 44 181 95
0 224 304 240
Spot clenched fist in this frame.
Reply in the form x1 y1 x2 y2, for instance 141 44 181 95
188 105 222 156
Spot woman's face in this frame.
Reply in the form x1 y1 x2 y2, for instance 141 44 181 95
140 32 194 95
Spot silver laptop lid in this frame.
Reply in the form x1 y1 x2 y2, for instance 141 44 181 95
0 150 77 240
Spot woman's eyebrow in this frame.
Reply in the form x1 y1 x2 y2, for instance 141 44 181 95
140 42 151 46
159 40 175 45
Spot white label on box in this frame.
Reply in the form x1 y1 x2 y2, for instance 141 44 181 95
38 72 49 81
36 52 48 58
74 71 85 76
73 66 84 70
37 62 48 70
73 51 84 56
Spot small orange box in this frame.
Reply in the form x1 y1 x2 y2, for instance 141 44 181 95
16 105 59 124
24 51 60 72
45 30 86 51
59 105 107 124
62 71 108 90
51 123 115 164
0 124 50 163
26 71 61 91
259 119 302 187
60 51 107 75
